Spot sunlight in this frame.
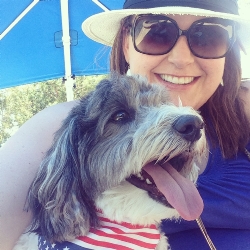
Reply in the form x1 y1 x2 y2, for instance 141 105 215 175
239 0 250 78
241 52 250 78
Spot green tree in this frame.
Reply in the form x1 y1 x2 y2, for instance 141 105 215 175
0 75 106 147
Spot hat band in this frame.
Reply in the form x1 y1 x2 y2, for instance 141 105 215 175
123 0 239 15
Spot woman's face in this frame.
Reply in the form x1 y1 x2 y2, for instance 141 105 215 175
123 15 225 109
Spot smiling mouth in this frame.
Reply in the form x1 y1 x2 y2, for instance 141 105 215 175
126 153 189 207
160 74 197 85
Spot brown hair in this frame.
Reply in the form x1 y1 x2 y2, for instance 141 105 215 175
110 16 250 158
200 43 250 158
110 16 132 75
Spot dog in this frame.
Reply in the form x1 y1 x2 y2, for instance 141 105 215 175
14 73 206 250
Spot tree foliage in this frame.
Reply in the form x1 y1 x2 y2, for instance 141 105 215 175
0 75 106 147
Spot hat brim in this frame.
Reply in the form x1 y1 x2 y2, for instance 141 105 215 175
82 6 250 49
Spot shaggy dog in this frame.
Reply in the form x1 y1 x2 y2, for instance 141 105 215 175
14 73 206 250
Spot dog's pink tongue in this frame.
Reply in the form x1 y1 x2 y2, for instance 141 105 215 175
143 163 203 221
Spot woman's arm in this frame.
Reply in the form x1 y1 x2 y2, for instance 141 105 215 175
0 100 78 250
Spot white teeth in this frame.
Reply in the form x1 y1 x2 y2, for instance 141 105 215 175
135 173 153 184
160 75 194 84
146 178 152 185
137 173 144 180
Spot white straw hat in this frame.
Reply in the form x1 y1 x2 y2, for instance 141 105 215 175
82 0 250 50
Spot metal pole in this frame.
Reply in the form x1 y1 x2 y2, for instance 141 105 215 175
0 0 39 40
60 0 74 101
92 0 110 11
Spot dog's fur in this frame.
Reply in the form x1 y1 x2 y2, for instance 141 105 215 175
14 73 206 250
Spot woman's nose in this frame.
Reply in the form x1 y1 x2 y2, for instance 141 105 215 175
167 36 195 68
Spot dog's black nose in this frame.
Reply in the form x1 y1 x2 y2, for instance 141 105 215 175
173 115 204 142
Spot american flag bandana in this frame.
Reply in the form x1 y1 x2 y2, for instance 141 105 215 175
38 211 161 250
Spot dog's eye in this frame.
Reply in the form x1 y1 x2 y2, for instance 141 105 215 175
111 110 130 122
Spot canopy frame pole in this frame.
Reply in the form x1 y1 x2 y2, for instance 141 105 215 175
92 0 110 11
60 0 75 101
0 0 39 40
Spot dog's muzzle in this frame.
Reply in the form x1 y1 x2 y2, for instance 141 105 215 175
126 114 204 221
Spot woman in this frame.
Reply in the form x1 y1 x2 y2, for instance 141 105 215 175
82 1 250 248
1 0 250 249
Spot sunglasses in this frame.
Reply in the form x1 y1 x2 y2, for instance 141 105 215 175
130 15 236 59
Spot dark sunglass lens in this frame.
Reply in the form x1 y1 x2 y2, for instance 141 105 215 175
189 22 233 58
134 17 178 55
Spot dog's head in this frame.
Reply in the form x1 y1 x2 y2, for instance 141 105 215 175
28 73 206 242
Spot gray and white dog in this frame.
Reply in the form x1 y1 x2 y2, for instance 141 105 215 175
14 73 206 250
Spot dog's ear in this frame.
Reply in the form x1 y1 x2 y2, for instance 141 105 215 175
27 76 116 242
26 84 114 242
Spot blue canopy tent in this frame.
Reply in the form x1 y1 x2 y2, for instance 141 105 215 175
0 0 123 100
1 0 249 101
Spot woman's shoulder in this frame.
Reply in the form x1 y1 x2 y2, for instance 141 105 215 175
0 100 79 250
35 100 79 121
0 100 80 180
16 100 79 140
25 100 79 131
2 100 79 150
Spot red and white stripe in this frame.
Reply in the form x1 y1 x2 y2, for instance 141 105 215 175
71 211 161 250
